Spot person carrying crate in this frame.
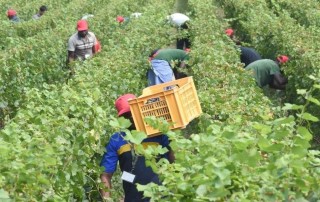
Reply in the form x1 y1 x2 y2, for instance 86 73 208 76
147 48 190 86
100 94 175 202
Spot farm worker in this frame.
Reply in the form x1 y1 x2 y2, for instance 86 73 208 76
167 13 191 50
100 94 175 202
147 48 190 86
67 20 98 65
116 15 131 26
225 28 241 45
225 28 234 38
80 14 102 53
116 13 142 24
239 47 262 67
116 13 142 30
7 9 20 23
245 55 289 90
32 5 47 20
224 29 261 67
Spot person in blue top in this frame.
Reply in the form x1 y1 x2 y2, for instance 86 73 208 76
100 94 175 202
239 46 262 67
147 48 190 86
225 28 261 67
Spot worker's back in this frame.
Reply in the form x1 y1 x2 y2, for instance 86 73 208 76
153 49 189 63
246 59 280 87
240 47 261 67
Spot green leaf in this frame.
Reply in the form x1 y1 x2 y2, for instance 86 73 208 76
297 89 307 95
109 117 120 128
258 137 271 150
84 97 94 106
178 182 188 191
300 113 319 122
291 146 308 157
0 189 10 199
307 96 320 106
253 123 272 135
297 127 313 141
274 116 295 125
264 144 284 153
196 185 207 196
222 130 235 139
124 130 146 145
118 117 132 129
282 103 303 110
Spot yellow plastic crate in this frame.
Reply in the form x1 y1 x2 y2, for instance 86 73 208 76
128 77 202 136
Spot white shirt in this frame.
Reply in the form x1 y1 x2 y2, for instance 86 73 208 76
82 14 94 20
131 12 142 18
68 32 97 60
168 13 190 26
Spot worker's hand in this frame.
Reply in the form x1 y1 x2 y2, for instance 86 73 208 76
101 190 112 201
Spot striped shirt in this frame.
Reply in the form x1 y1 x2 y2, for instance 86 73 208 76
67 31 97 60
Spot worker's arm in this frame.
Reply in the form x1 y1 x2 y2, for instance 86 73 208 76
100 134 119 199
92 45 96 55
162 134 175 163
100 172 113 199
168 149 175 163
179 61 187 68
67 37 76 65
67 51 75 65
270 73 288 90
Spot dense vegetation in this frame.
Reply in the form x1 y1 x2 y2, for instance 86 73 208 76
0 0 319 201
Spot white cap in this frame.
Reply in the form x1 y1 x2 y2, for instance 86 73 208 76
168 13 190 26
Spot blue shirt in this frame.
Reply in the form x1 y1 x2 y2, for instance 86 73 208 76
100 132 170 202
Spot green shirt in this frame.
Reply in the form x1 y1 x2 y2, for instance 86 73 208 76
245 59 280 87
154 49 189 63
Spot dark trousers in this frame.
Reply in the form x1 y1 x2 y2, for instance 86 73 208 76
176 37 191 50
176 23 191 50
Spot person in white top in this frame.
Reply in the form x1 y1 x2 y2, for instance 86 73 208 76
167 13 191 51
131 12 142 18
67 20 98 65
167 13 190 27
32 5 47 20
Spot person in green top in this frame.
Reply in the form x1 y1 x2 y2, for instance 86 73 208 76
245 55 289 90
147 48 190 86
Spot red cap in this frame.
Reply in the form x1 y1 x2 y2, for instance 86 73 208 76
116 16 125 23
277 55 289 64
225 28 234 36
77 20 88 31
7 9 17 17
115 94 136 116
